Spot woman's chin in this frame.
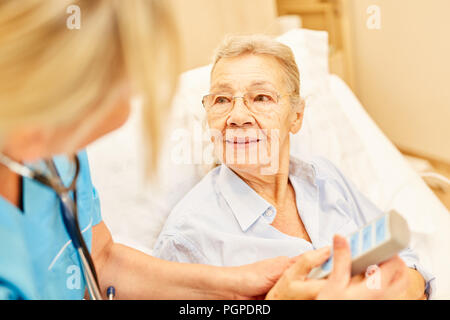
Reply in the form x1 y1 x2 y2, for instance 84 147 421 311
225 161 265 174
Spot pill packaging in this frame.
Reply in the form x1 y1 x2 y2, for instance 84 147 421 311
308 210 410 279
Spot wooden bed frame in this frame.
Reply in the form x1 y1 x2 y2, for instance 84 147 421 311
276 0 355 90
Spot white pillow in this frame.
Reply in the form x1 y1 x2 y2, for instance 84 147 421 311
276 28 329 98
326 75 450 299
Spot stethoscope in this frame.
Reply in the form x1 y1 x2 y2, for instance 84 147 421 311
0 153 115 300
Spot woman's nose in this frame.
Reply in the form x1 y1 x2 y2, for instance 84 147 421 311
226 98 255 127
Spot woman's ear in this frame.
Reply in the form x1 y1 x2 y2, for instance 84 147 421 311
290 98 305 134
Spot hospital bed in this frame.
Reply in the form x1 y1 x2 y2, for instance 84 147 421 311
87 28 450 299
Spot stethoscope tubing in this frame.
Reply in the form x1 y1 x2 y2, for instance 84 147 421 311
59 192 103 300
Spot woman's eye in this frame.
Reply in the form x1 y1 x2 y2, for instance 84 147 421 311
254 94 271 102
215 96 230 104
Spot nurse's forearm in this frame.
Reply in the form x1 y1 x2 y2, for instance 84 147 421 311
91 222 239 299
98 243 240 299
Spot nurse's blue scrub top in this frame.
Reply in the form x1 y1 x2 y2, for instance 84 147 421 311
0 151 102 299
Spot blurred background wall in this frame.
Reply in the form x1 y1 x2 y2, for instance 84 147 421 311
168 0 277 71
349 0 450 164
168 0 449 165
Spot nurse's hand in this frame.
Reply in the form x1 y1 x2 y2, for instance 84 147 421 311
266 235 410 300
265 247 330 300
316 235 410 300
226 255 302 299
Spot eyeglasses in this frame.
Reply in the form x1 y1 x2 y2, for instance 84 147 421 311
202 91 289 115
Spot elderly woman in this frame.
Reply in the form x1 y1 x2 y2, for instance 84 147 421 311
153 35 434 299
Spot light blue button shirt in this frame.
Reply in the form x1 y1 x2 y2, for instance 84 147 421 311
0 151 102 300
153 156 435 298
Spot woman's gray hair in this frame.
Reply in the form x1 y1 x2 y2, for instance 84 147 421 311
211 34 301 105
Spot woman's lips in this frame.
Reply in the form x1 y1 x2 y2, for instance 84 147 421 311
225 138 261 145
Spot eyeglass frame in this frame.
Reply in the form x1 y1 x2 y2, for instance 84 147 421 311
201 91 292 113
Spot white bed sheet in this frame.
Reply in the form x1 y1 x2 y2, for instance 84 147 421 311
326 75 450 299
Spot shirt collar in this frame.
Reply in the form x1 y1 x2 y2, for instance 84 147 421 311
218 165 273 232
288 156 317 185
217 156 318 233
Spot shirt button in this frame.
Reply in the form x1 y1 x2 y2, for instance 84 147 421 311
264 208 274 217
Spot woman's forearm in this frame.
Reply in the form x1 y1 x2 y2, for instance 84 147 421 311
97 242 238 299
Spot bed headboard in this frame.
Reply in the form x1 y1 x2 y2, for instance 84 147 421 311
276 0 355 90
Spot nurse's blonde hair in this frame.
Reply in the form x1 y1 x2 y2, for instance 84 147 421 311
0 0 179 175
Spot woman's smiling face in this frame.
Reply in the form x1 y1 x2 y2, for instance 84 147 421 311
206 53 304 175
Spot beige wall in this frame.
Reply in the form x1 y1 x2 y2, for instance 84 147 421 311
168 0 277 71
348 0 450 163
